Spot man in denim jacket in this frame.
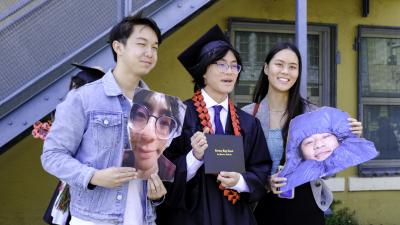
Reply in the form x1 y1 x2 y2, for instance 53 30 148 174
42 15 165 225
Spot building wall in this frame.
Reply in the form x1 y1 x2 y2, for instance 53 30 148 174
0 135 58 225
145 0 400 224
2 0 400 224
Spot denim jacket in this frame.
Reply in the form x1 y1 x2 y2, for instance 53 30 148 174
41 70 158 225
242 98 333 211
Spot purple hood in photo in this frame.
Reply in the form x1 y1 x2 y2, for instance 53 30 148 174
278 107 378 192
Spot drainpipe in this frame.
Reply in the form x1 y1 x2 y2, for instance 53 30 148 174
296 0 308 99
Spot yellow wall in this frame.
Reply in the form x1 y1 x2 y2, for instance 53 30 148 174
145 0 400 224
0 135 58 225
3 0 400 224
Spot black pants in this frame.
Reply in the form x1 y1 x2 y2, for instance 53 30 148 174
254 183 325 225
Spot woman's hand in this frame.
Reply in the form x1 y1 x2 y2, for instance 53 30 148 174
147 174 167 201
90 167 137 188
348 117 363 137
217 171 240 188
191 127 210 160
268 173 287 194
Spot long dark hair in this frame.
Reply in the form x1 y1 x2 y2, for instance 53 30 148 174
253 42 309 151
190 45 242 92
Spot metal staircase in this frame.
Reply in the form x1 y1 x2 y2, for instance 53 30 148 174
0 0 215 151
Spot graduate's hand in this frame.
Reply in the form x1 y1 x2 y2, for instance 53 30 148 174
348 117 363 137
90 167 137 188
191 127 210 160
217 171 240 188
269 173 287 194
147 174 167 200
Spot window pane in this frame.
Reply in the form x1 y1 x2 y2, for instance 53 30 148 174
235 31 294 82
307 35 320 106
363 105 400 159
234 31 321 106
360 37 400 97
358 27 400 176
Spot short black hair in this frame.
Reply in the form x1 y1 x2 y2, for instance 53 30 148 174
190 45 242 91
109 13 162 62
177 25 242 92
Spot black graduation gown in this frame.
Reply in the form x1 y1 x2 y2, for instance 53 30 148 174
43 182 60 225
157 100 272 225
253 183 325 225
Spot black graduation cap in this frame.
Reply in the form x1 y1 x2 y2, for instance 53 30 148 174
71 63 105 84
178 25 232 78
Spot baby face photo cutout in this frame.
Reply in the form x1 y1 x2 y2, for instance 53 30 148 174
278 107 378 193
123 88 186 181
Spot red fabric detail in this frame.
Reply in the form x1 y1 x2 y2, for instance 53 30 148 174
32 120 52 141
219 183 240 205
192 90 242 205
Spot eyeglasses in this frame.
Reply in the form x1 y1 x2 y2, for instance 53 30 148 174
213 62 242 74
128 103 177 139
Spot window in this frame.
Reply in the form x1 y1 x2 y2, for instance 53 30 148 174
228 19 336 108
358 26 400 176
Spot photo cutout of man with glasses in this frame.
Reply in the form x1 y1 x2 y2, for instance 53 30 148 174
124 88 186 181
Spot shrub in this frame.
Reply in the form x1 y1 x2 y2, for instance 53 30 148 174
326 200 359 225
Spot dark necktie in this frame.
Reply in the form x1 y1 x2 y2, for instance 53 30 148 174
213 105 224 134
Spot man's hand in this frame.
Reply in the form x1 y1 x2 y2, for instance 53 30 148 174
348 117 363 137
147 174 167 200
191 127 210 160
217 171 240 188
90 167 137 188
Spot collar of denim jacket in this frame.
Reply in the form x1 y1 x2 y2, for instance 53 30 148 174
102 69 149 97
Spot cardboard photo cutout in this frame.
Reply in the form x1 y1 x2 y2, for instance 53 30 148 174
278 107 378 193
123 88 186 181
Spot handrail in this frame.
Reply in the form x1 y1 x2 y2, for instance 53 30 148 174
0 0 216 150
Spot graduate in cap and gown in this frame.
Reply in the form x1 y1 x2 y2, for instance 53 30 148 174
156 25 272 225
40 63 104 225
